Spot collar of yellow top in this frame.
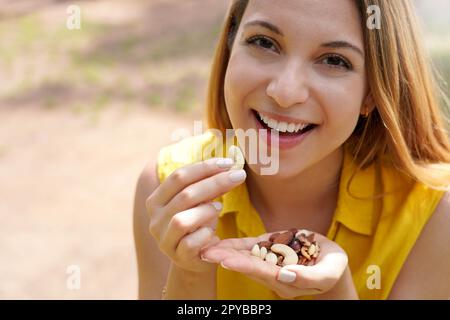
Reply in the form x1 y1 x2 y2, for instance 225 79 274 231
219 147 379 237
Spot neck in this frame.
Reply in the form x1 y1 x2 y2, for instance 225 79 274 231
246 147 344 233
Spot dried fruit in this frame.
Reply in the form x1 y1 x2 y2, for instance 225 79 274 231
289 239 301 253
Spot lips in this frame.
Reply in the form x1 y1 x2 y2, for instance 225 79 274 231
252 110 317 136
251 109 317 150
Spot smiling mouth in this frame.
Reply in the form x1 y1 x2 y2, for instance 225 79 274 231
251 109 318 136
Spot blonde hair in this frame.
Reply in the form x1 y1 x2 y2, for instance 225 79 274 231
205 0 450 191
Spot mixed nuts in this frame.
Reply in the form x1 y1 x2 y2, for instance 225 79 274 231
250 229 320 267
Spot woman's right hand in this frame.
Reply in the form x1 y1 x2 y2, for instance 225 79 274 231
145 157 247 273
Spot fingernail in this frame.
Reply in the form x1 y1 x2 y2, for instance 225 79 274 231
220 262 230 270
278 269 296 283
216 158 234 168
228 169 246 183
201 255 214 263
211 201 223 211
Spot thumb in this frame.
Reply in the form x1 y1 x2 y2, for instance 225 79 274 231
280 258 343 293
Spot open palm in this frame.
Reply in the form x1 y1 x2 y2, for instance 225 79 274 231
201 230 349 299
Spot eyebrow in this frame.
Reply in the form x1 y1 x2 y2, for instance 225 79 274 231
243 20 284 36
320 41 364 57
243 20 364 57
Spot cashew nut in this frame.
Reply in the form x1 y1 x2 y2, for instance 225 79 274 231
264 252 278 265
227 145 245 170
270 243 299 266
251 244 260 257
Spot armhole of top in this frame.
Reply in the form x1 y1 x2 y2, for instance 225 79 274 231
156 145 169 184
424 188 446 218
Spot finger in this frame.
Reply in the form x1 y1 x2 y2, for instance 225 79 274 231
147 157 234 207
204 216 219 230
165 168 246 215
159 202 222 253
176 226 220 260
202 246 278 276
207 235 269 251
200 245 242 264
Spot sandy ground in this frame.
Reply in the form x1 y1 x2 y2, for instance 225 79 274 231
0 106 197 299
0 0 229 300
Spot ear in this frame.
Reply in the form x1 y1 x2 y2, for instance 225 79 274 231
361 93 376 116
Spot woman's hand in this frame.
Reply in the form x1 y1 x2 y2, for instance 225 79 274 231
145 157 247 273
201 230 357 299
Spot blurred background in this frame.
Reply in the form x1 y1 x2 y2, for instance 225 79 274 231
0 0 448 299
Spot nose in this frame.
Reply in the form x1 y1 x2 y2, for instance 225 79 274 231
266 62 310 109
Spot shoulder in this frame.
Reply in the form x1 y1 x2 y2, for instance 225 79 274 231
133 162 159 241
136 161 160 197
429 190 450 229
134 161 160 220
389 190 450 299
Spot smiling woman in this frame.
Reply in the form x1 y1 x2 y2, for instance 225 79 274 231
134 0 450 300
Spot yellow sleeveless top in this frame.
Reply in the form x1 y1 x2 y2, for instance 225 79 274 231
157 130 444 300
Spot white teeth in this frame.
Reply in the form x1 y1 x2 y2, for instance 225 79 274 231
287 123 296 133
277 122 288 132
268 118 277 129
257 111 310 133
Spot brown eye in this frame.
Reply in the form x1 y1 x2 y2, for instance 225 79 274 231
246 36 278 53
321 54 352 70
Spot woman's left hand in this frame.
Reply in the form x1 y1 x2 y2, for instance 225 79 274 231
200 230 357 299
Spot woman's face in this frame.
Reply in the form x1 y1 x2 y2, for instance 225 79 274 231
224 0 368 178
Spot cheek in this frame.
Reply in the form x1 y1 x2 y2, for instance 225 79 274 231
223 62 240 115
314 78 364 137
224 52 266 114
224 55 251 129
224 65 243 128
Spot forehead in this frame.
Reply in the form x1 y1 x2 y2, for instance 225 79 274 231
242 0 363 43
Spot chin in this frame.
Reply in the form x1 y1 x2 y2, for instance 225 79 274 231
245 159 306 179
